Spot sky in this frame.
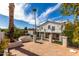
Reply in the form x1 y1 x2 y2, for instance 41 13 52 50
0 3 74 29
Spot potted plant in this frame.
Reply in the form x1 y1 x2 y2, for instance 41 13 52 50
0 39 9 56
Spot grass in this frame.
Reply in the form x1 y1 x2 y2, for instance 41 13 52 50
53 41 62 45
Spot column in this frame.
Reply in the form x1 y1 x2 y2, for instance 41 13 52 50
44 32 46 40
33 34 36 43
49 33 52 43
62 36 67 47
59 34 62 42
40 34 43 43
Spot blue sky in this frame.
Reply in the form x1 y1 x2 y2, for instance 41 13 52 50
0 3 74 29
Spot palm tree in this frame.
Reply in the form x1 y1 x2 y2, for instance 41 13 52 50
9 3 15 42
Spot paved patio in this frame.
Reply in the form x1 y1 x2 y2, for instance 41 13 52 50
10 41 79 56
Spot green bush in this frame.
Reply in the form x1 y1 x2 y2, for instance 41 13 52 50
0 39 9 53
4 27 25 40
13 28 25 39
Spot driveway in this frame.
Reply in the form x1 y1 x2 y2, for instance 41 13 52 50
10 41 79 56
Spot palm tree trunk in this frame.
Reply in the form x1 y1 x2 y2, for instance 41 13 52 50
9 3 15 42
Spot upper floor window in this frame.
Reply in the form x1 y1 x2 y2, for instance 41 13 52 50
60 25 63 30
41 27 43 29
48 25 51 29
52 26 55 31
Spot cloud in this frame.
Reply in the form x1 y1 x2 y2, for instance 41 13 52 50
0 3 40 25
51 16 62 20
38 3 62 23
0 3 62 26
0 3 29 19
0 3 9 16
0 26 8 29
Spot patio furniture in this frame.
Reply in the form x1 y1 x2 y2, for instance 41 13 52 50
18 36 32 43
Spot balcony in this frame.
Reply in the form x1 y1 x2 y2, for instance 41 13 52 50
36 29 62 33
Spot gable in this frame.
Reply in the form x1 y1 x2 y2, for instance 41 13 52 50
38 21 65 28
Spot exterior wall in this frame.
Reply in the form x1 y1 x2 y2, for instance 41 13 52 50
27 30 34 35
37 22 65 34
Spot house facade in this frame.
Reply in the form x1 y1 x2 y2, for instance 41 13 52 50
27 29 34 35
36 21 65 41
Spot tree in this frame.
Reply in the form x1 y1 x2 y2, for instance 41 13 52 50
72 18 79 47
61 3 79 47
24 27 27 30
9 3 15 42
0 39 9 55
24 27 28 34
63 20 73 39
62 20 73 46
61 3 79 18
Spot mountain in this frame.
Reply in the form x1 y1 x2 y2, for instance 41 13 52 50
0 14 34 29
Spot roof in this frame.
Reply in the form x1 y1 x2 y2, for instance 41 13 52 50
38 21 66 27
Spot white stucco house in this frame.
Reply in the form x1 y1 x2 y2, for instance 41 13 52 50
36 21 66 41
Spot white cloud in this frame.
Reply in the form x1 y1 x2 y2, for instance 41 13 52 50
0 3 29 19
14 3 30 20
38 3 62 23
0 3 62 26
0 3 39 25
0 3 9 16
39 3 62 17
0 26 8 29
51 16 62 20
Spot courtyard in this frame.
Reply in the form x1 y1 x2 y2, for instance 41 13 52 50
10 41 79 56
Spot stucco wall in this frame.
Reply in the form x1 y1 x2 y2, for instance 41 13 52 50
38 22 65 33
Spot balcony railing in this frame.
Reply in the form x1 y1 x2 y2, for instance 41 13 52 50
36 29 62 33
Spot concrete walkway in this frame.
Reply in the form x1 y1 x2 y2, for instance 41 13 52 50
10 41 79 56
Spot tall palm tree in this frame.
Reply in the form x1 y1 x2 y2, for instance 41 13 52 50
9 3 15 42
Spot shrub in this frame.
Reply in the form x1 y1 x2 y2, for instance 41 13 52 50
0 39 9 53
13 28 25 39
4 27 25 39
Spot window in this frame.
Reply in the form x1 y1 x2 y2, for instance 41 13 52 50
48 25 50 29
41 27 43 29
52 26 55 31
61 25 63 30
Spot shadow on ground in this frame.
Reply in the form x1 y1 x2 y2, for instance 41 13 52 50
15 47 39 56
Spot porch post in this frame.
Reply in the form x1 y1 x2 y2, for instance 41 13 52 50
40 33 43 43
44 32 45 40
62 36 67 47
33 35 36 43
59 34 62 42
49 33 52 43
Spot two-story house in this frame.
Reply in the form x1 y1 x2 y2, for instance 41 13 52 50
36 21 65 41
